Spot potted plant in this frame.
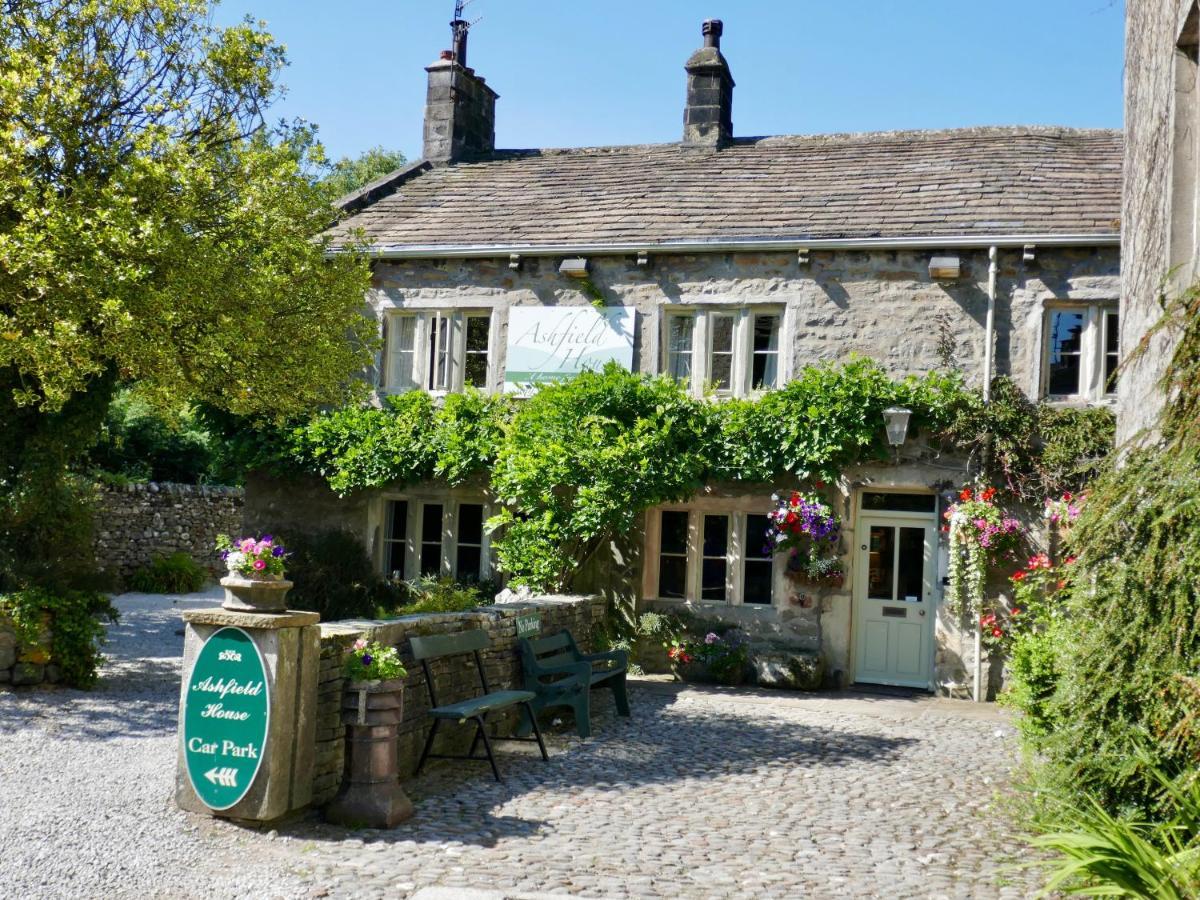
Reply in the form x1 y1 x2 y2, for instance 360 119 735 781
667 631 749 686
325 639 413 828
766 491 844 588
216 533 293 612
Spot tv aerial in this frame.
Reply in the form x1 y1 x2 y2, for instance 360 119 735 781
451 0 483 64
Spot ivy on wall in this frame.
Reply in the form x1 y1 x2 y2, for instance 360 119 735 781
246 357 1113 592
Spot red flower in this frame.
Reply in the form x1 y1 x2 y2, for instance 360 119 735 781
1062 492 1073 501
815 480 826 490
785 511 798 525
1056 580 1066 590
981 487 997 502
991 627 1003 638
1012 608 1021 615
959 487 974 501
1064 555 1077 565
1012 571 1026 582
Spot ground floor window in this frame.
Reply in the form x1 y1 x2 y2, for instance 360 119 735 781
646 503 777 606
380 496 492 582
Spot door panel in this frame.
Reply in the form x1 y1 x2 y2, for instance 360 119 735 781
854 514 936 689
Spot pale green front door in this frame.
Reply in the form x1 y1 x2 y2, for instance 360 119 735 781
853 515 936 689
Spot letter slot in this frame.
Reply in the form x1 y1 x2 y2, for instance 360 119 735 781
882 606 907 618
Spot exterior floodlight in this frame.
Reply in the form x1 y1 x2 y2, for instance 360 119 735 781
928 255 961 280
883 407 912 447
559 257 590 278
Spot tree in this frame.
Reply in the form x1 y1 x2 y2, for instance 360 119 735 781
320 146 407 202
0 1 375 588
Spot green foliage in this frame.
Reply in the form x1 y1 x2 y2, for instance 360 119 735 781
1001 618 1067 741
395 575 489 615
127 552 207 594
707 359 977 483
260 359 1113 593
940 376 1116 501
0 0 375 418
0 588 118 688
89 389 228 485
283 530 402 621
319 147 407 202
1029 761 1200 898
490 364 711 590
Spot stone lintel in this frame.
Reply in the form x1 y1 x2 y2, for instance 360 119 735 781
182 609 320 630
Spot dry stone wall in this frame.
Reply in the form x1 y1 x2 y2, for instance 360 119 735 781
0 614 56 687
312 595 606 807
93 482 243 588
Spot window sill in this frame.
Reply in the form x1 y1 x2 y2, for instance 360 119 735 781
1040 396 1118 409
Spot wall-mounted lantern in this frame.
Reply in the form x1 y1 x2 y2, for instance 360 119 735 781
883 406 912 448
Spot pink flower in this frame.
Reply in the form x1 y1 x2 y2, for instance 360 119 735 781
353 639 367 651
253 559 266 571
239 538 256 553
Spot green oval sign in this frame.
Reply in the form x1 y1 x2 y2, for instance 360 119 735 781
183 627 270 810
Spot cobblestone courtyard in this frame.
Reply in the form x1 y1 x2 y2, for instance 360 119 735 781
0 593 1039 899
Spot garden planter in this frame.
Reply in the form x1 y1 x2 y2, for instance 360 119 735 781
324 678 413 828
671 660 746 687
220 575 293 613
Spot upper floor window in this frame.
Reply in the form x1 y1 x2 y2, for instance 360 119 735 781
382 309 494 394
661 307 785 397
1042 304 1119 401
649 506 777 606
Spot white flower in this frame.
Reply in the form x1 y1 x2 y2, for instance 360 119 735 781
225 551 245 572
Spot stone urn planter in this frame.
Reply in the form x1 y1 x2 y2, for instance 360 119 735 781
220 575 293 613
324 678 414 828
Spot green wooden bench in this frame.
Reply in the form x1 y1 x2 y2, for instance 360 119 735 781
410 629 548 782
518 631 630 739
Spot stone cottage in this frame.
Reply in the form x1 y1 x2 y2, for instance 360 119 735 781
247 20 1121 695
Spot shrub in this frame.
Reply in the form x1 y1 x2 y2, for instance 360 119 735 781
283 529 401 621
0 588 118 688
1001 619 1067 741
396 576 489 615
127 552 207 594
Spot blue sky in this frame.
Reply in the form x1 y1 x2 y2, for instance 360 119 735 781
214 0 1125 164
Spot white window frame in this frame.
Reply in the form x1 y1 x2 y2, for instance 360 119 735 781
642 499 780 608
1039 302 1119 402
659 306 787 398
381 309 497 395
374 492 494 583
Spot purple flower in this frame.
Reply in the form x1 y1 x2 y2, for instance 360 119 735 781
361 654 373 667
704 632 719 645
261 533 273 542
272 546 285 557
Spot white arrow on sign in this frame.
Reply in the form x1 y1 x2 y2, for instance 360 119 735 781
204 767 238 788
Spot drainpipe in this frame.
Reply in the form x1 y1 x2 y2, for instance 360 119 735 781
974 245 998 703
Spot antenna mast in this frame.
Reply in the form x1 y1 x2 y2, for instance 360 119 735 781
450 0 479 65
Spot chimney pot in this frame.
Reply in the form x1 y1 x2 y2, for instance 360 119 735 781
439 49 454 60
702 19 723 48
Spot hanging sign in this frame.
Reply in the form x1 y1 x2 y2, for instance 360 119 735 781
515 613 542 639
182 627 270 810
504 306 635 395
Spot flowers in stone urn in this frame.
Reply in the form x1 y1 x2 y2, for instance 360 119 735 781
343 639 407 683
216 533 288 580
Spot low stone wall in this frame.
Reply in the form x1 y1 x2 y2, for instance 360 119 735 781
93 482 244 587
312 595 606 807
0 615 57 687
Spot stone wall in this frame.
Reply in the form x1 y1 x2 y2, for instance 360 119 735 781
0 613 56 687
94 482 243 587
1120 1 1192 444
311 595 606 807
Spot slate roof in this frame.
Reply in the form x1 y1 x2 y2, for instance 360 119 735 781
327 126 1122 251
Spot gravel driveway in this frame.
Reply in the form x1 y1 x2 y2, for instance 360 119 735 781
0 592 1040 899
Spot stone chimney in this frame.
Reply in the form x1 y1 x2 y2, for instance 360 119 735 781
683 19 735 146
422 22 498 164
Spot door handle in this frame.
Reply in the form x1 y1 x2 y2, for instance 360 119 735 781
918 610 926 617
